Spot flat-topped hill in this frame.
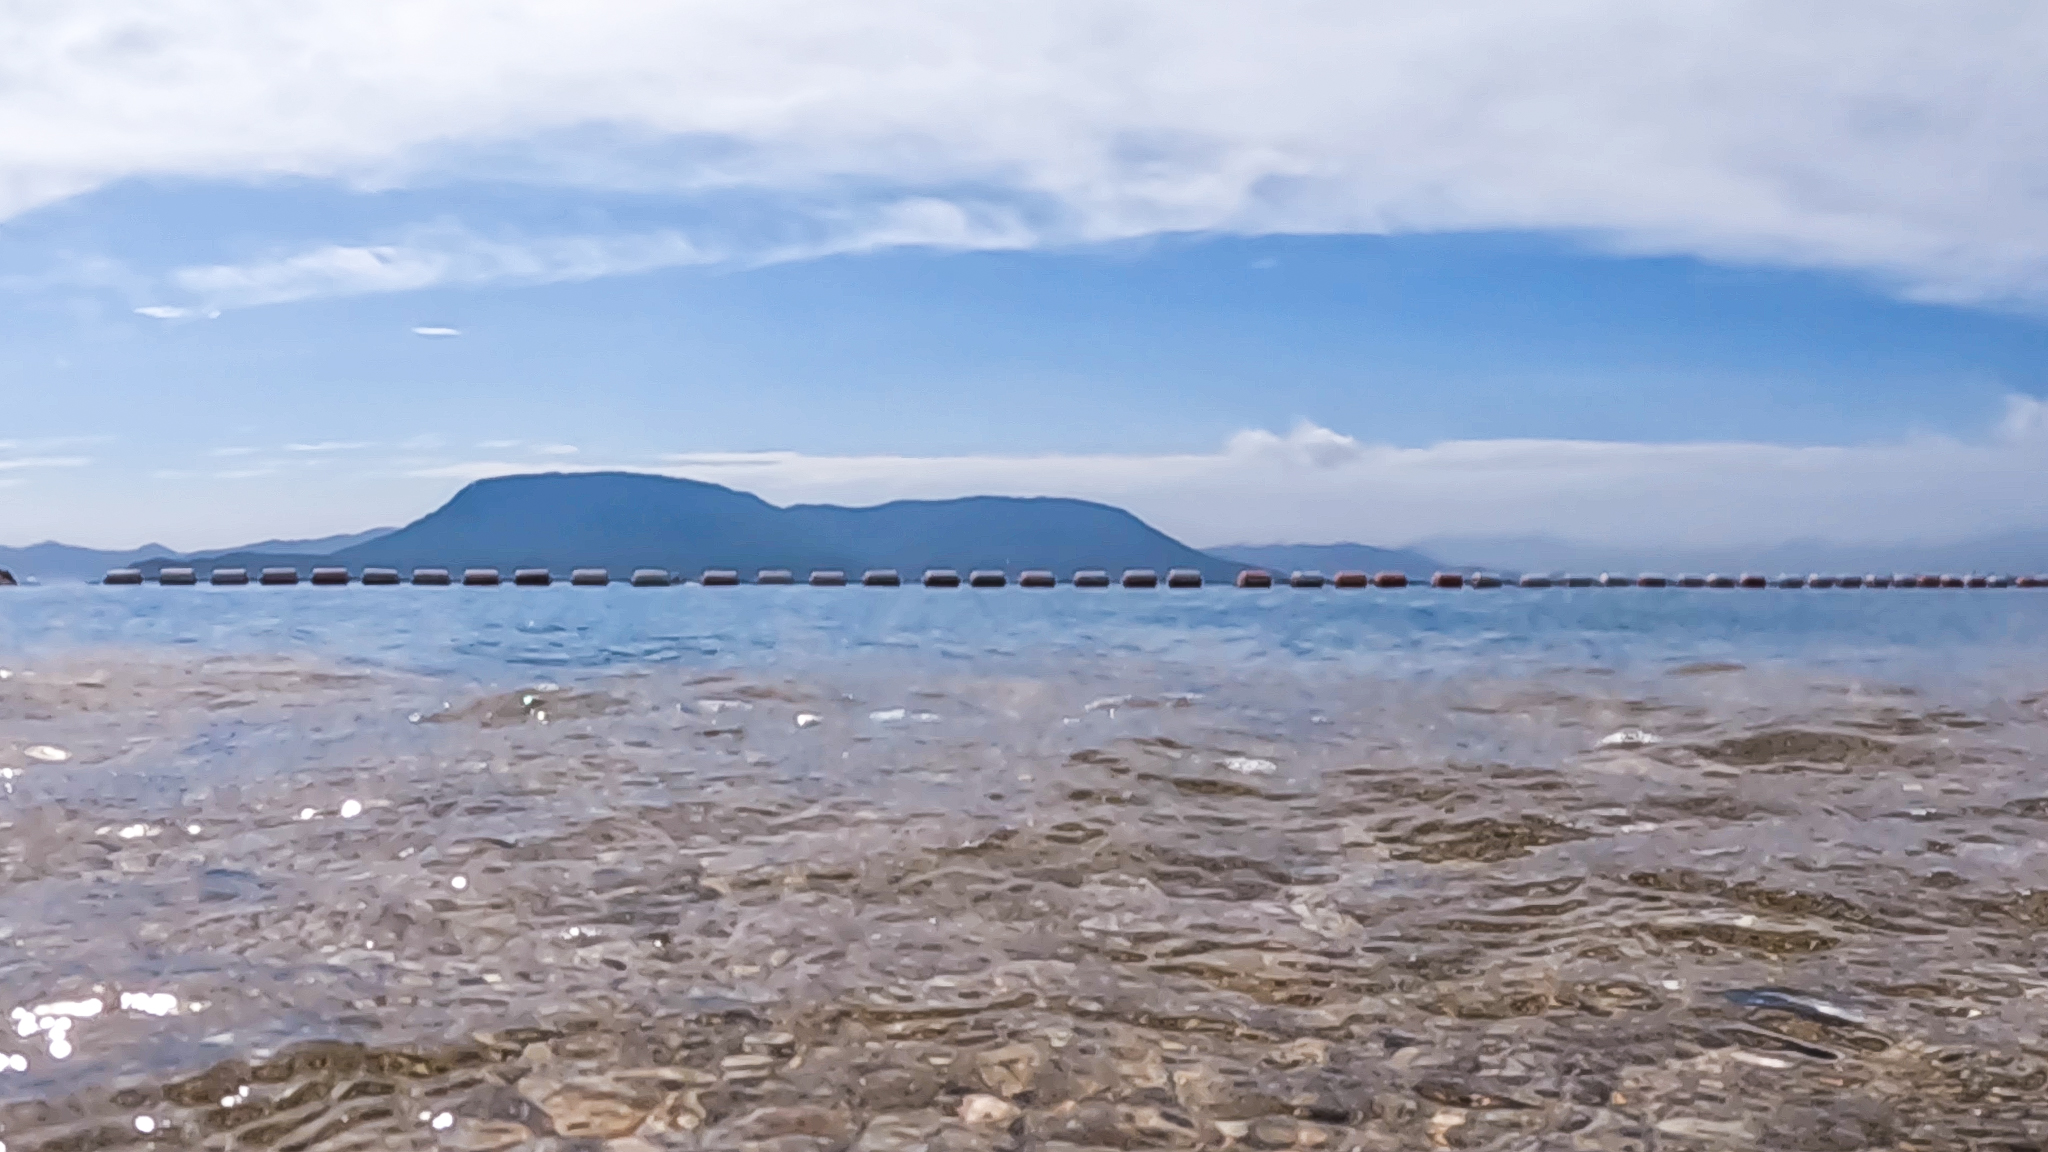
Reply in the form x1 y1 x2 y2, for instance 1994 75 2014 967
130 471 1238 579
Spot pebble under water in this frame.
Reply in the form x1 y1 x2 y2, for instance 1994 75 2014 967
1 586 2047 1150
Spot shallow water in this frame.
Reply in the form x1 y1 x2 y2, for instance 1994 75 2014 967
2 587 2048 1150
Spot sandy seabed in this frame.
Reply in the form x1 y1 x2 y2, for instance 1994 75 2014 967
2 652 2048 1150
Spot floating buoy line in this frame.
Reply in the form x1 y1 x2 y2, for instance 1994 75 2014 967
88 566 2048 588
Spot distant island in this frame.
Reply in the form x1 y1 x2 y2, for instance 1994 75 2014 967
65 471 1445 582
9 471 2045 584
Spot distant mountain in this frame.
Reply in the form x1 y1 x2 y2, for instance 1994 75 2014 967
0 527 396 583
0 542 183 583
1416 531 2048 576
1209 542 1447 577
230 527 396 555
123 472 1240 580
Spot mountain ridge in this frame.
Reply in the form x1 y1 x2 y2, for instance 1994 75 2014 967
1208 542 1447 577
0 529 394 583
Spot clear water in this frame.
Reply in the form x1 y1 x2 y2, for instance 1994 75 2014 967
5 583 2047 681
1 586 2046 1150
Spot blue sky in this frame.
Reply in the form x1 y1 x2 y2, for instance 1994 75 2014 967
2 3 2046 550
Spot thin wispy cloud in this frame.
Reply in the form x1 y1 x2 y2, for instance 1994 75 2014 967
0 435 110 453
6 3 2048 306
149 198 1036 312
167 227 712 310
410 326 461 338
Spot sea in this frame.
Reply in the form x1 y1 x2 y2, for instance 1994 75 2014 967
2 584 2047 1150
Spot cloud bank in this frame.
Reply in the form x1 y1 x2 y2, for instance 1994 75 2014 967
8 1 2048 307
402 411 2048 552
7 408 2045 550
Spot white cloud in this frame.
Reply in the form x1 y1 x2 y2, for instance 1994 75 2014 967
0 456 91 471
532 444 578 456
2 3 2045 305
284 441 369 452
1999 394 2048 444
410 326 461 338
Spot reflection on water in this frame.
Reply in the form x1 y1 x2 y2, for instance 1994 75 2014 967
1 590 2047 1148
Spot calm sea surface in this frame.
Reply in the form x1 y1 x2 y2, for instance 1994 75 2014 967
2 586 2047 1150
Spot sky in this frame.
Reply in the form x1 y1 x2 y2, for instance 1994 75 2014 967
2 1 2047 552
